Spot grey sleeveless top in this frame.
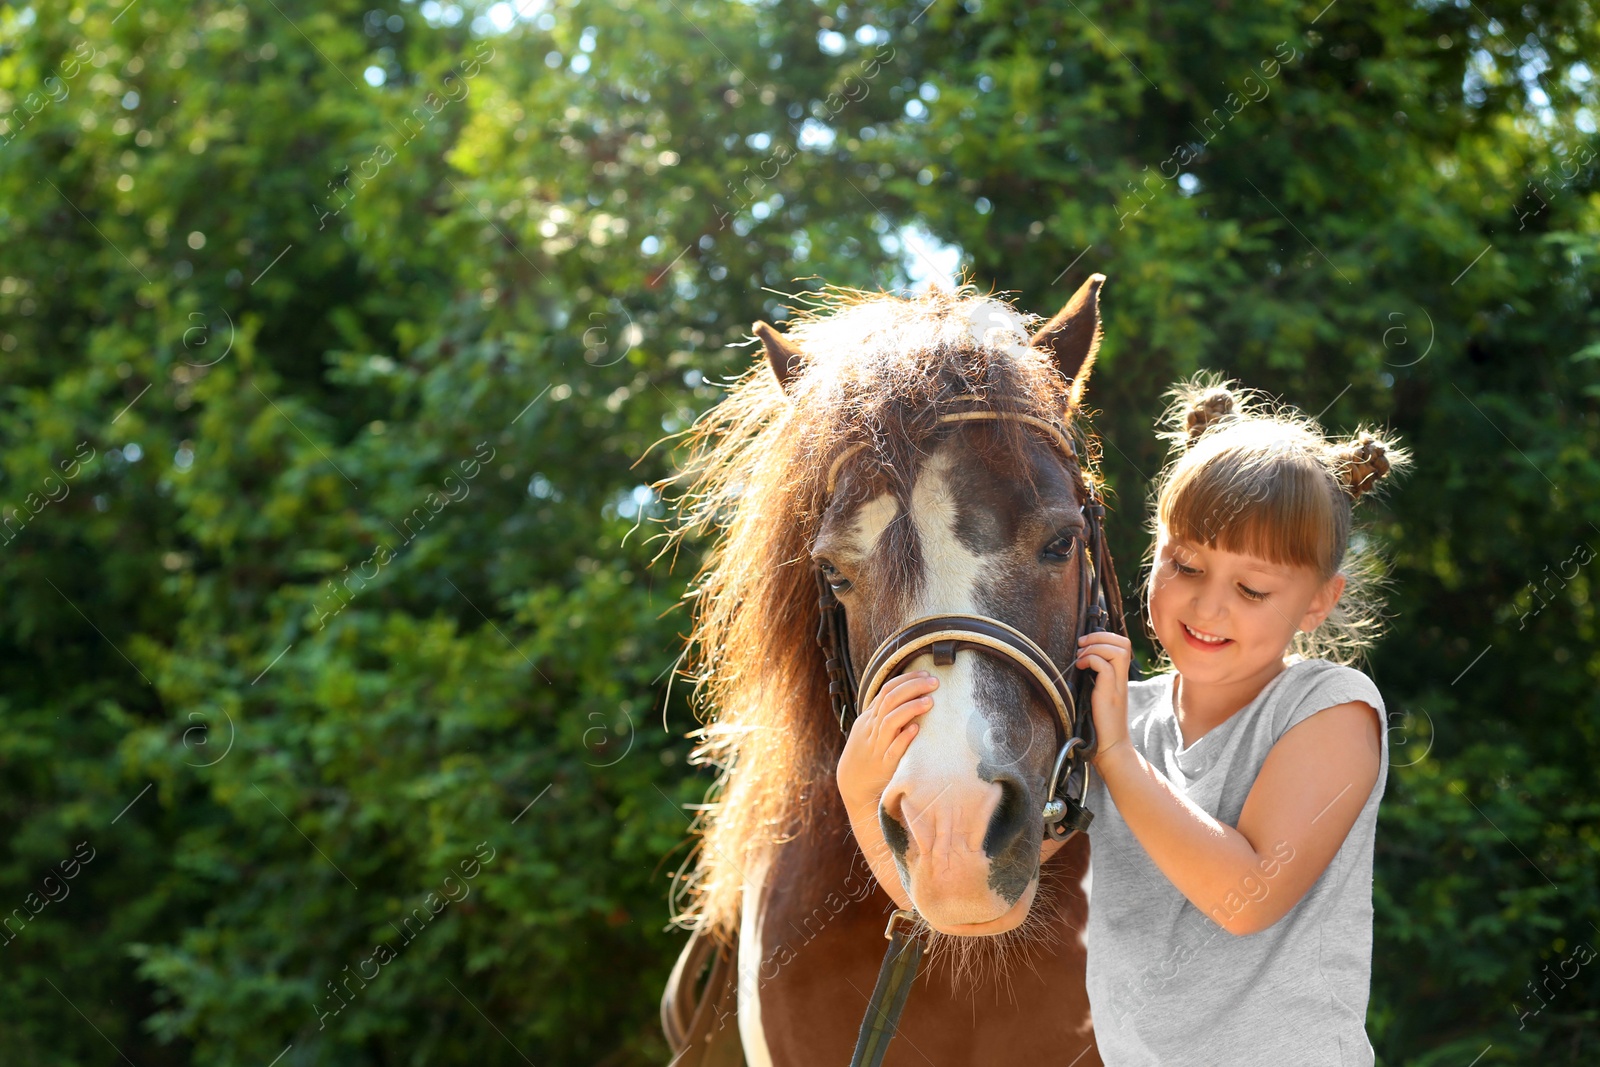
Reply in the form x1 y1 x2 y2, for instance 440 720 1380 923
1082 658 1389 1066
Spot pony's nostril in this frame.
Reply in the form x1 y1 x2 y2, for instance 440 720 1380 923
878 791 911 858
982 774 1030 858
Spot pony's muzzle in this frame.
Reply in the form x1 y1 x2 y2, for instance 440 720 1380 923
879 746 1040 930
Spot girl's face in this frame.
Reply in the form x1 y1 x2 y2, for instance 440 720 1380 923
1147 526 1345 687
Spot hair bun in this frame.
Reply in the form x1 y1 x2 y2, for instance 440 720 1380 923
1184 388 1236 446
1334 432 1392 501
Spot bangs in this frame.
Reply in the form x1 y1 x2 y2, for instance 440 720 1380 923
1158 426 1347 576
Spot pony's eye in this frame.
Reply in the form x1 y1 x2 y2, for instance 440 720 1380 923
1042 533 1079 562
819 560 852 593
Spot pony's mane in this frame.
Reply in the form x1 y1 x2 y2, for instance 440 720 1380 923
650 284 1092 944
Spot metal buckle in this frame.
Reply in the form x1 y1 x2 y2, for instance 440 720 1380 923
1047 796 1094 840
884 908 920 941
1043 738 1095 841
1043 736 1087 810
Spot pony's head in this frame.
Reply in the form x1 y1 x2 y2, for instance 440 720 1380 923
659 277 1112 942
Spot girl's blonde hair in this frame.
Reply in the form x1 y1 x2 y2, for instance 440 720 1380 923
1143 372 1410 666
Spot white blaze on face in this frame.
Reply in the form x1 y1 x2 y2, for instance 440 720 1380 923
899 449 996 848
857 448 1005 919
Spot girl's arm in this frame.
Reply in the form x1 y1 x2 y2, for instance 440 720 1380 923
1079 634 1382 935
836 672 937 913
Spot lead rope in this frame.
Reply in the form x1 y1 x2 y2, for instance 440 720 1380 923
848 910 930 1067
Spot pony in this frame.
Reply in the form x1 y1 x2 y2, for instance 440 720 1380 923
655 275 1119 1065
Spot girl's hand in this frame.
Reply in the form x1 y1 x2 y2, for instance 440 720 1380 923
836 670 938 812
1076 631 1133 768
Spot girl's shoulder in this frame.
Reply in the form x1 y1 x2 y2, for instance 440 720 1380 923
1270 657 1387 736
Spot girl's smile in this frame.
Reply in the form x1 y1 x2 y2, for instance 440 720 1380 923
1179 620 1232 649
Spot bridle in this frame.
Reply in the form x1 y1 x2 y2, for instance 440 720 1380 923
814 395 1128 1067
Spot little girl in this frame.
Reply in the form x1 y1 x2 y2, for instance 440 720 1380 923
839 374 1407 1066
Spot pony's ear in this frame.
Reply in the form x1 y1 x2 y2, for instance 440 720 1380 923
753 321 802 393
1030 273 1106 406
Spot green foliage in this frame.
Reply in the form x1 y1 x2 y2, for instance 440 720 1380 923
0 0 1595 1064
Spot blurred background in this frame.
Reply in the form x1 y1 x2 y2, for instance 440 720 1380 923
1 0 1597 1063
